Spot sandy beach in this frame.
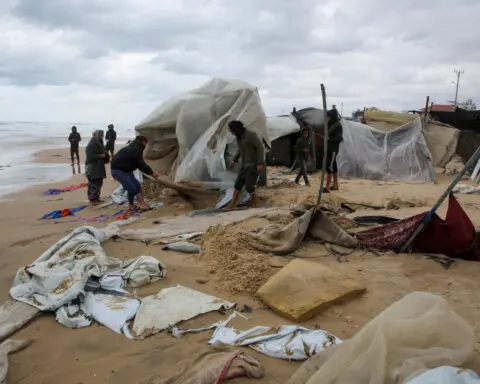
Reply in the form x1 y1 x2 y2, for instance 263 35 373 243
2 151 480 383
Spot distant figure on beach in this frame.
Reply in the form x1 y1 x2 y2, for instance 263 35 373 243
294 127 311 186
331 105 339 120
111 135 158 211
324 109 343 193
85 130 109 204
227 120 264 209
68 126 81 166
105 124 117 157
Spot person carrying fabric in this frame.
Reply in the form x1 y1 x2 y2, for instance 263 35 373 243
227 120 264 209
294 127 311 186
324 109 343 193
68 126 81 166
85 130 108 203
105 123 117 157
111 135 159 211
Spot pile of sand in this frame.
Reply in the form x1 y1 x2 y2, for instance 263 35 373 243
200 225 278 296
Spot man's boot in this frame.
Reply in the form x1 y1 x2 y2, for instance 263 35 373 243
228 189 240 210
323 174 332 193
332 173 339 190
250 192 258 208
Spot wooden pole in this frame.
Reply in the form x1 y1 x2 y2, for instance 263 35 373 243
423 96 430 118
316 84 329 206
398 145 480 252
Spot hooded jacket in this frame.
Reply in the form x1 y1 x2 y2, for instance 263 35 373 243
106 128 117 143
110 137 154 175
85 137 107 179
327 111 343 152
69 131 81 149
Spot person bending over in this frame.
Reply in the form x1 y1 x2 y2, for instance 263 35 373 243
324 109 343 192
68 126 81 166
228 120 264 209
294 127 311 186
85 130 108 203
111 135 158 211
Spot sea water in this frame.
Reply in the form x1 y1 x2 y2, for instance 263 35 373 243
0 121 135 198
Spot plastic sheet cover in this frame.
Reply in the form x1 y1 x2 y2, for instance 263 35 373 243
268 110 448 182
288 292 475 384
339 118 435 182
136 78 269 188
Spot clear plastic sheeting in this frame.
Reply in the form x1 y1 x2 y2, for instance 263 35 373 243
406 366 480 384
338 118 435 182
210 325 341 361
132 285 235 338
135 78 269 188
267 115 301 141
288 291 475 384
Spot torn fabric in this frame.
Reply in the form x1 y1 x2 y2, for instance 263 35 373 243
210 325 341 361
132 285 235 338
142 345 264 384
248 208 357 255
356 194 480 260
9 226 166 336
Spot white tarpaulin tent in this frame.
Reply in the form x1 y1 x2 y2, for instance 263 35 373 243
136 78 269 188
267 111 460 182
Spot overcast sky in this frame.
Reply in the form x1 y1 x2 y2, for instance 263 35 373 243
1 0 479 125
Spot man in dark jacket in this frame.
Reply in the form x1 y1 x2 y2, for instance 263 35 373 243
68 126 81 166
111 135 158 211
228 120 264 209
294 127 311 186
85 130 108 203
324 109 343 193
105 124 117 157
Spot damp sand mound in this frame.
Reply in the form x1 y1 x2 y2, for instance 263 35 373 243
200 226 277 296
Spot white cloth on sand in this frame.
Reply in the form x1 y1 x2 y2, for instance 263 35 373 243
133 285 235 338
9 226 166 336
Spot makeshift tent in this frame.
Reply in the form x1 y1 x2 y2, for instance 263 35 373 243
266 115 300 166
136 78 269 189
267 108 460 182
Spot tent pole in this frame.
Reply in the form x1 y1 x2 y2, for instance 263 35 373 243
316 84 329 206
398 145 480 253
423 96 430 118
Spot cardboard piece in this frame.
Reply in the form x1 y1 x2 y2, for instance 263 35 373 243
257 259 366 322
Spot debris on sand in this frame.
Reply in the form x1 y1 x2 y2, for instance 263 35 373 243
200 226 277 296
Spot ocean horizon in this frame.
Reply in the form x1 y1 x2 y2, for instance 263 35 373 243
0 121 136 198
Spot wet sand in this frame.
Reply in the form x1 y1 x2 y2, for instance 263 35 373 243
1 156 480 383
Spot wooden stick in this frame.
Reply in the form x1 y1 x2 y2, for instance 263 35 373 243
316 84 329 207
423 96 430 118
398 145 480 252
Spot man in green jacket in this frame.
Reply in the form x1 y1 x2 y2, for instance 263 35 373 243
228 120 264 209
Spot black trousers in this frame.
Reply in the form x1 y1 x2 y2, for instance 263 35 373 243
234 166 258 194
326 149 338 174
295 159 309 184
70 147 79 163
